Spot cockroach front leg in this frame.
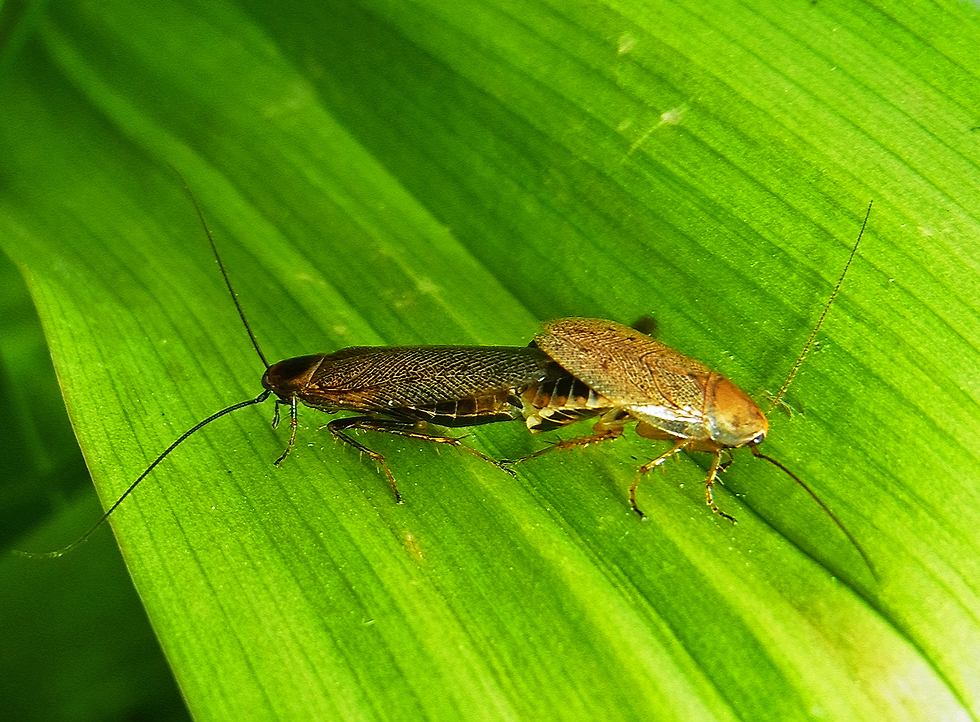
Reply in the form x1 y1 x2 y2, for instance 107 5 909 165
631 443 737 522
701 451 736 524
272 397 299 466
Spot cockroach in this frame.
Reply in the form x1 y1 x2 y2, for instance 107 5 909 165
16 187 557 559
515 204 874 571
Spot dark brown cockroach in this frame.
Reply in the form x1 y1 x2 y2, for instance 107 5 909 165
514 204 874 571
16 189 555 559
260 345 556 501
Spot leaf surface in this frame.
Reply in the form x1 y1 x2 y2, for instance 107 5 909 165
2 1 979 720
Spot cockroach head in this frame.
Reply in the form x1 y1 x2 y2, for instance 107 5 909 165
704 373 769 449
261 354 324 400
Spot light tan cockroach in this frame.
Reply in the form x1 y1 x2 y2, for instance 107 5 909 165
515 204 873 571
15 184 560 559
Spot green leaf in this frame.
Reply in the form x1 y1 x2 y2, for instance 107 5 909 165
2 0 979 720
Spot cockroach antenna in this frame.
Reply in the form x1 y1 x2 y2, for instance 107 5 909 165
15 395 271 559
178 177 270 371
516 204 878 580
14 176 274 559
767 201 872 413
15 173 555 559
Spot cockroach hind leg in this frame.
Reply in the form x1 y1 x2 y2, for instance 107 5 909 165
382 424 504 470
512 427 625 464
502 438 562 466
458 446 518 477
414 429 516 477
326 416 515 499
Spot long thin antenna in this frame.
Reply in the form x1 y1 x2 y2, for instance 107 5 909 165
16 173 277 558
175 175 271 370
767 201 872 413
750 446 877 580
14 391 272 559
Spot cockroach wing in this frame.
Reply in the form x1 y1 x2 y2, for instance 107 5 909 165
298 346 553 412
534 318 767 448
534 318 711 411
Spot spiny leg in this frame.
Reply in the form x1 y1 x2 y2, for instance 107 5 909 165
508 426 625 465
702 451 737 524
326 416 515 503
344 420 517 478
326 417 404 503
629 439 687 519
273 397 299 466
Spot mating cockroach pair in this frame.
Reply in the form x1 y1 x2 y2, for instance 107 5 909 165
19 191 873 573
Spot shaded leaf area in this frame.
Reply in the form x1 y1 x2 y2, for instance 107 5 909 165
0 244 189 721
2 0 979 720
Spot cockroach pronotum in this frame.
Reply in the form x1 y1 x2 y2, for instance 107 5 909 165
17 185 560 559
514 204 874 574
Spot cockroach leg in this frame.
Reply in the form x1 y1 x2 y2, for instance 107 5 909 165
326 417 404 502
630 442 738 522
273 397 299 467
701 451 737 523
325 416 519 502
629 439 686 519
511 426 624 465
717 450 735 474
